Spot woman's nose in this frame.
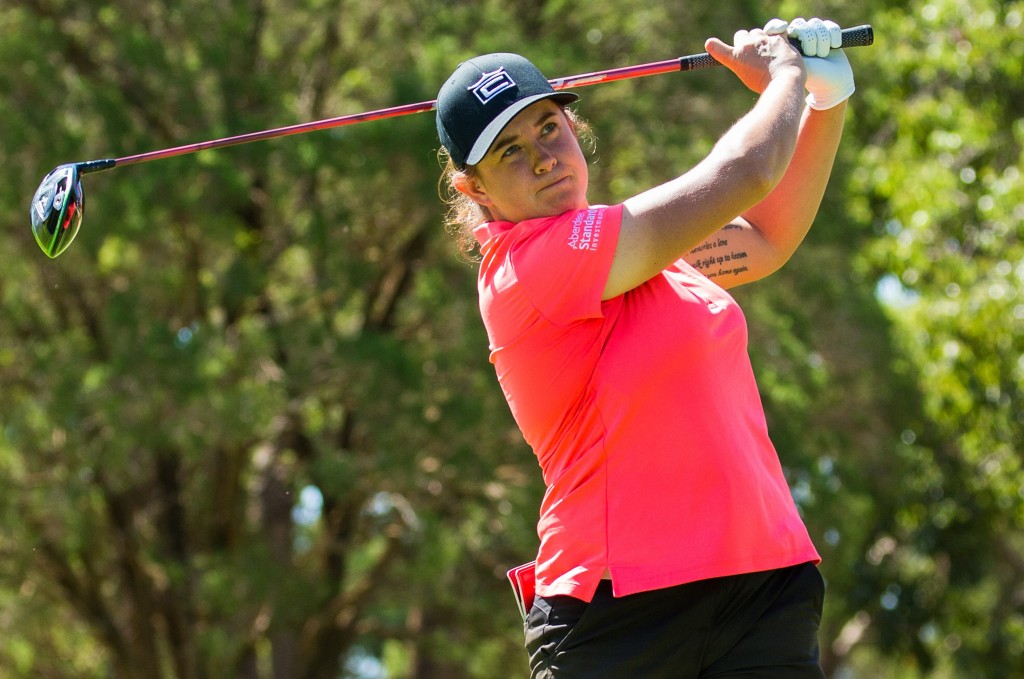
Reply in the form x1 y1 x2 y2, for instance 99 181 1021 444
533 145 557 174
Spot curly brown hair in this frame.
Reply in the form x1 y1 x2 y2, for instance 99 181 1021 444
437 106 596 259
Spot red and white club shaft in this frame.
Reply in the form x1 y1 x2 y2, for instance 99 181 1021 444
74 24 873 175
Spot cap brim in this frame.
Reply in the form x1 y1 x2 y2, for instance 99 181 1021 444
464 92 579 166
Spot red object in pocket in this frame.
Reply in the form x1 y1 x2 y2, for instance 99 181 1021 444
507 561 537 621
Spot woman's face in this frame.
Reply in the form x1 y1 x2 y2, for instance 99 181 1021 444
457 99 589 223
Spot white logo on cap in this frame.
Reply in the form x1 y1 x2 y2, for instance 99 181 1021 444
469 68 516 104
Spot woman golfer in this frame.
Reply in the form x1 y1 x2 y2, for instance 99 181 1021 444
435 17 854 679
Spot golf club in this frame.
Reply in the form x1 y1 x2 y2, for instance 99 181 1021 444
30 24 873 258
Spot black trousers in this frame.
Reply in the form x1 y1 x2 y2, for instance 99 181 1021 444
524 562 825 679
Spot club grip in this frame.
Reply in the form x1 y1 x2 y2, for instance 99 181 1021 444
680 24 874 71
833 24 874 48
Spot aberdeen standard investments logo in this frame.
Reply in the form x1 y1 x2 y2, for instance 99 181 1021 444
566 209 603 251
469 68 517 104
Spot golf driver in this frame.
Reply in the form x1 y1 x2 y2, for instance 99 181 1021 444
30 24 873 258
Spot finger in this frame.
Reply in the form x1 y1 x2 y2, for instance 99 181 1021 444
824 19 842 49
801 25 818 57
809 17 832 57
704 37 733 61
787 17 813 57
763 18 789 35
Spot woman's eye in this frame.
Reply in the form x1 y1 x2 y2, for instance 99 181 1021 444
541 122 558 136
502 145 520 158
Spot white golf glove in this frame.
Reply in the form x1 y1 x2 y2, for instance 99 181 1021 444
764 17 855 111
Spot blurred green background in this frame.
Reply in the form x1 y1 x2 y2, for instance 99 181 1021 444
1 0 1021 677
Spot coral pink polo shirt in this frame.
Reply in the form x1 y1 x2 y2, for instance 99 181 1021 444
474 205 820 603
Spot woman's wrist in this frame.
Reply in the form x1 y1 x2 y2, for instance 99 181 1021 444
768 63 807 89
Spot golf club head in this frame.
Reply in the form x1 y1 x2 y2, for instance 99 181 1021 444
31 163 84 258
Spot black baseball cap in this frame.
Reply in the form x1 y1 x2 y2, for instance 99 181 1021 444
436 53 579 168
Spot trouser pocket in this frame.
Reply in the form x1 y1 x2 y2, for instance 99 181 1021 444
524 594 591 677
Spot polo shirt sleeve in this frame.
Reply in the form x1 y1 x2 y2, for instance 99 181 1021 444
508 205 622 325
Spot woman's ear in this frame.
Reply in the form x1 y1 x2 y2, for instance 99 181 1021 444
453 171 493 208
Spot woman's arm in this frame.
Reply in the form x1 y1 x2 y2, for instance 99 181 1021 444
683 101 847 288
603 28 807 300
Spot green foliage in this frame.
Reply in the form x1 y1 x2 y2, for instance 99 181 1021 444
838 0 1024 675
0 0 1021 678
